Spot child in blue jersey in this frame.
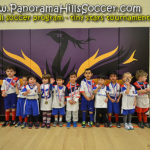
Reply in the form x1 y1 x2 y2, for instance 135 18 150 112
24 75 40 129
15 76 28 129
80 69 95 128
1 66 20 127
40 74 53 129
106 71 121 128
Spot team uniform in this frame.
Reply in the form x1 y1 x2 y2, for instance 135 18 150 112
65 83 80 127
80 78 95 127
1 76 20 124
93 84 108 126
121 84 137 130
133 81 150 127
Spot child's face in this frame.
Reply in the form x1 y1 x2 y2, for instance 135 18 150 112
42 78 49 84
70 75 77 83
123 74 132 83
110 74 117 82
28 77 36 85
22 77 27 85
98 78 105 85
56 79 64 86
84 70 93 80
6 69 16 78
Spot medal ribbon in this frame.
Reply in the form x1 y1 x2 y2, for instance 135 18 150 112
70 83 76 101
111 82 118 100
86 79 93 96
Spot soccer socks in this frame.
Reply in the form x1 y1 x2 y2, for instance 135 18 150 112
59 117 62 122
19 116 23 123
123 115 127 124
12 110 16 121
108 114 112 122
89 113 94 122
24 117 28 123
142 113 147 123
115 114 119 122
47 112 51 124
137 113 142 122
42 112 47 124
5 111 10 121
128 114 132 123
82 111 86 122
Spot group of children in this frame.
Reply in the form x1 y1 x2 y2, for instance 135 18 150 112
1 65 150 130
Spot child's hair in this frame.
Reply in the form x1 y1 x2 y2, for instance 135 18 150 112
27 75 36 81
84 68 92 73
97 74 106 80
135 70 148 79
56 76 64 80
122 72 132 78
42 74 51 82
5 65 16 72
109 71 117 77
70 72 77 77
22 76 28 79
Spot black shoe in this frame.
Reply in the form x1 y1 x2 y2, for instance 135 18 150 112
35 122 40 129
116 122 121 128
96 123 100 127
28 123 33 129
9 121 16 127
2 121 9 127
104 122 108 127
138 122 144 128
108 122 112 128
143 122 150 128
46 123 51 129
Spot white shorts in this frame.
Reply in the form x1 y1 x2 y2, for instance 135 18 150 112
40 98 52 111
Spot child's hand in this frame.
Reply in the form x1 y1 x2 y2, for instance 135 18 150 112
146 88 150 92
50 78 55 84
64 101 67 105
91 95 94 100
73 101 77 104
104 98 108 103
111 99 116 103
133 101 136 106
86 96 91 101
116 98 120 103
69 100 73 105
2 91 6 97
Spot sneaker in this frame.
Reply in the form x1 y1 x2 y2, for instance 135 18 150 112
128 123 134 130
21 122 27 129
89 121 93 127
41 123 46 128
73 122 77 128
124 123 130 130
53 121 58 127
46 123 50 129
66 122 71 128
35 122 40 129
108 122 112 128
143 122 150 128
15 122 22 127
96 122 100 127
82 121 86 128
28 123 33 129
116 122 121 128
10 121 16 127
2 121 9 127
59 122 63 127
104 122 109 127
138 122 144 128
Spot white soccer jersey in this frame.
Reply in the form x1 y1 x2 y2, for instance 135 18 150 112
17 85 26 98
52 85 66 108
94 85 107 108
1 77 20 94
121 84 137 110
106 82 121 98
80 78 95 97
26 84 39 99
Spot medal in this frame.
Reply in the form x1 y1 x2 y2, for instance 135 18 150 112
45 101 48 104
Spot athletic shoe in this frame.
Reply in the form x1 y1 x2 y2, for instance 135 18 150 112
46 123 50 129
41 123 46 128
104 122 109 127
116 122 121 128
82 121 86 128
10 121 16 127
108 122 112 128
59 122 63 127
138 122 144 128
89 121 93 127
73 122 77 128
28 123 33 129
143 122 150 128
124 123 130 130
128 123 134 130
15 122 22 127
2 121 9 127
21 122 27 129
35 122 40 129
96 122 100 127
66 122 71 128
53 121 58 127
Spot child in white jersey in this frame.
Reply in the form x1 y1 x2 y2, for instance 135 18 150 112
52 76 66 127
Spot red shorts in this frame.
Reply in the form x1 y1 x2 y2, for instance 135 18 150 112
136 107 149 113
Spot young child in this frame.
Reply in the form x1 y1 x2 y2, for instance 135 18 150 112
80 69 95 128
1 66 20 127
40 74 53 128
133 70 150 128
15 76 28 129
93 74 108 127
106 71 121 128
24 75 40 129
65 72 80 128
121 72 137 130
52 76 66 127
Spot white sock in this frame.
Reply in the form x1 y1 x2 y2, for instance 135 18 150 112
59 117 62 122
55 117 58 122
